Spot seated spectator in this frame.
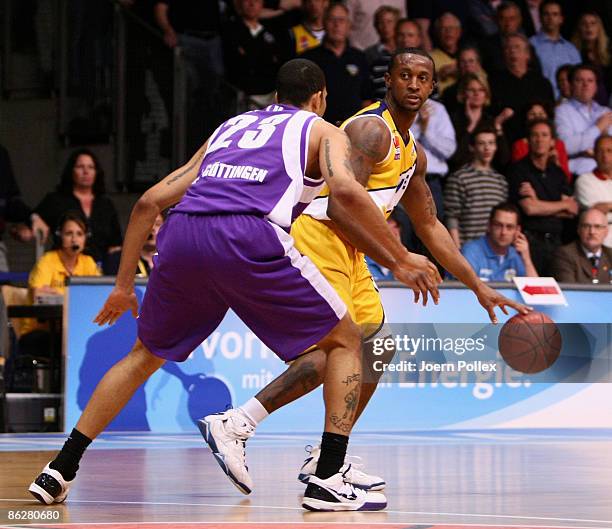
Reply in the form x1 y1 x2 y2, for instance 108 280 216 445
449 73 512 171
574 134 612 248
445 126 509 247
572 11 611 106
489 33 554 143
510 99 570 181
290 0 328 55
34 149 122 270
137 214 164 277
441 45 488 114
480 2 526 74
508 118 578 274
18 212 101 368
458 202 538 281
365 211 403 280
365 6 401 100
555 64 612 176
551 208 612 283
104 214 164 277
395 18 424 49
410 0 469 51
345 0 405 51
430 13 462 95
303 3 372 125
529 0 580 99
555 64 573 105
0 144 49 272
221 0 291 108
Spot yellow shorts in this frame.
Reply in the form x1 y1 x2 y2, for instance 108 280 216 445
291 214 385 338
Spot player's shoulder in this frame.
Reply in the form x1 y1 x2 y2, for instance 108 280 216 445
344 114 392 161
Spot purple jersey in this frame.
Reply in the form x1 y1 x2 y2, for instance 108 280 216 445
173 104 325 228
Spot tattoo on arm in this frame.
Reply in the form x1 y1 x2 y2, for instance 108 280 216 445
347 122 387 185
424 183 437 219
324 138 334 178
342 136 354 175
165 151 204 186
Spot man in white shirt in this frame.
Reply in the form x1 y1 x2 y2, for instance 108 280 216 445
574 134 612 247
556 65 612 175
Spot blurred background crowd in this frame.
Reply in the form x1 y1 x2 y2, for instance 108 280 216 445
1 0 612 293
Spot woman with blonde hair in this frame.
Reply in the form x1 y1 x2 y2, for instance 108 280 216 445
572 11 611 105
449 73 512 171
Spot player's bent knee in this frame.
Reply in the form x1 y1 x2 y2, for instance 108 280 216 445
319 314 361 354
128 339 166 375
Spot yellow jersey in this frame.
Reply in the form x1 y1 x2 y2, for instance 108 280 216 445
290 24 322 55
303 100 418 221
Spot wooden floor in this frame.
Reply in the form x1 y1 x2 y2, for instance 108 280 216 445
0 432 611 529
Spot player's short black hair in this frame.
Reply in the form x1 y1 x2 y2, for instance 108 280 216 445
276 58 326 107
388 47 436 80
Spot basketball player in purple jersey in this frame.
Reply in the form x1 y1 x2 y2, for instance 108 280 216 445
29 59 442 512
213 49 531 497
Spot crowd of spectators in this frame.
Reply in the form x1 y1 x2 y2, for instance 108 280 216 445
3 0 612 289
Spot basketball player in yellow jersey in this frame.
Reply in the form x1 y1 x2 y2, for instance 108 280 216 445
226 49 530 493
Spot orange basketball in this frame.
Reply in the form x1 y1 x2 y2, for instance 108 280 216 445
498 312 562 373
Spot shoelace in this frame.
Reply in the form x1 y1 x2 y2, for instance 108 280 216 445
226 415 255 462
339 465 362 499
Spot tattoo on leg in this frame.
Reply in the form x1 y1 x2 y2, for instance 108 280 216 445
329 373 360 433
257 359 321 411
330 413 352 433
342 374 360 385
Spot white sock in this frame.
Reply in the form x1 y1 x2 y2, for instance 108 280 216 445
238 397 269 427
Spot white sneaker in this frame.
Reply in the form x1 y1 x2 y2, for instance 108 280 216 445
29 463 73 505
198 409 255 495
298 445 386 491
302 464 387 511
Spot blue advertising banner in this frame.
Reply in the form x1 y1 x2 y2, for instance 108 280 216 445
64 283 612 433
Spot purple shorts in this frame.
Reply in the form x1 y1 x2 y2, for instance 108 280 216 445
138 213 347 362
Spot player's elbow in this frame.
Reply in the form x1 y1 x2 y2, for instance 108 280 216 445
329 180 360 209
133 193 161 219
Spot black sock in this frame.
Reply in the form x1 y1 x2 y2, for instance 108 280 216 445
49 428 92 481
315 431 348 480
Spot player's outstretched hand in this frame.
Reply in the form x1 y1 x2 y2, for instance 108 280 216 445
393 253 442 306
475 283 532 324
94 287 138 326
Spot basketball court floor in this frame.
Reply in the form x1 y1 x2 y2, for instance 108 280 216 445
1 430 611 529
